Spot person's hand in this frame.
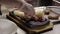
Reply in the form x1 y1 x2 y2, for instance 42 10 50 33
20 2 35 17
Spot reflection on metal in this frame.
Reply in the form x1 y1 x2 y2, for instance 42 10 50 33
53 0 60 4
47 6 60 15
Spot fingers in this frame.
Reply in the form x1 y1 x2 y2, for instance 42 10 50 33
25 3 35 16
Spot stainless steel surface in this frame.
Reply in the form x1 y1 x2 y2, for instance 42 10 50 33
47 6 60 15
0 19 17 34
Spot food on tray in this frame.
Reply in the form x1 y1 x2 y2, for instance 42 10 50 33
6 7 53 33
48 12 59 20
44 8 52 15
14 9 25 17
34 9 45 22
35 9 44 17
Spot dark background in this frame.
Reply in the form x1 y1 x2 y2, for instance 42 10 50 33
0 4 2 15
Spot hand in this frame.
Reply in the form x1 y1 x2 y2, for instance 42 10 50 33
0 0 35 17
20 3 35 17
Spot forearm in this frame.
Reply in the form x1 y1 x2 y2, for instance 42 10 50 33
0 0 25 8
0 0 35 16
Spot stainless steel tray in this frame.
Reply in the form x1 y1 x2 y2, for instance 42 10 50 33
47 6 60 15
